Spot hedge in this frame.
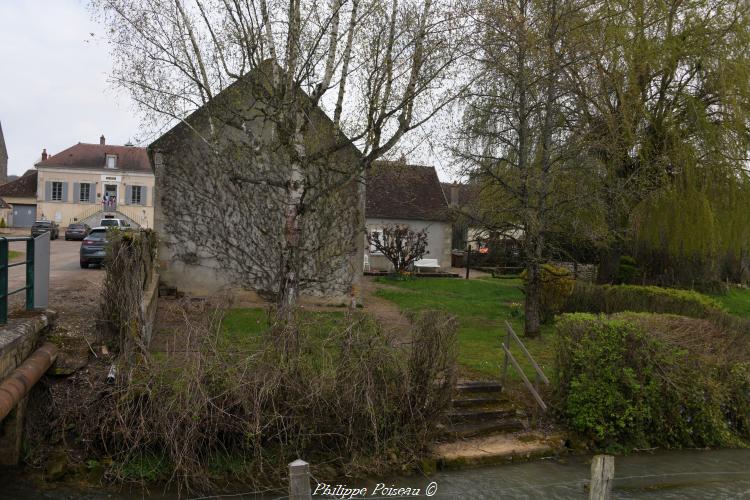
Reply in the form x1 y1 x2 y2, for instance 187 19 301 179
553 313 750 451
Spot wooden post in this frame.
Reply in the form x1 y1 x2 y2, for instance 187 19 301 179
465 244 471 279
289 459 312 500
589 454 614 500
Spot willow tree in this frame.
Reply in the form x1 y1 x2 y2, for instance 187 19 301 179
91 0 466 315
568 0 750 284
453 0 604 336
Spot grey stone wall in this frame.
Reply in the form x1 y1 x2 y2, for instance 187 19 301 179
150 78 364 303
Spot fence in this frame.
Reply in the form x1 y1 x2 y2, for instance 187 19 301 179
501 320 549 410
0 234 50 324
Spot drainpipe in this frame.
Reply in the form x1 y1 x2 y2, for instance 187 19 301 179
0 342 58 421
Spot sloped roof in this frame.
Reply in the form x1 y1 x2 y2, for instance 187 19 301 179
0 169 37 198
366 162 448 221
36 143 151 173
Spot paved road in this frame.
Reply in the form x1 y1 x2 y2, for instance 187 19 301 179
7 239 104 305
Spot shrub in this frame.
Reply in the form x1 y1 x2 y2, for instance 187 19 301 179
522 263 575 322
553 313 750 450
564 282 724 319
0 217 6 229
616 255 638 284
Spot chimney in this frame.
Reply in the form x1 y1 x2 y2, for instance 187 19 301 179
41 148 48 161
450 181 460 207
100 135 105 145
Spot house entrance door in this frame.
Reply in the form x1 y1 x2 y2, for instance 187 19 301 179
104 184 118 209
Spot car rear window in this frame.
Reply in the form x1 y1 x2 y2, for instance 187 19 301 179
100 220 118 226
33 222 52 227
69 224 85 229
86 230 107 241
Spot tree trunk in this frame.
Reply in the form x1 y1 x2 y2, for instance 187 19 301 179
597 246 621 284
524 258 542 338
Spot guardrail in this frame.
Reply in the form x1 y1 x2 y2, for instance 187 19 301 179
0 234 50 324
501 320 550 410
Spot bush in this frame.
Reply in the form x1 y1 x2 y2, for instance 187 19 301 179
564 282 724 319
0 217 6 229
553 313 750 450
73 306 458 493
616 255 638 284
522 263 575 322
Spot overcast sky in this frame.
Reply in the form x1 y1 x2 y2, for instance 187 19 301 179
0 0 141 177
0 0 454 180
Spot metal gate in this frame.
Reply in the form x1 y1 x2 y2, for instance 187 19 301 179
11 204 36 228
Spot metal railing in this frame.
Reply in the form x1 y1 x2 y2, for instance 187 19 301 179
501 320 550 411
0 237 35 324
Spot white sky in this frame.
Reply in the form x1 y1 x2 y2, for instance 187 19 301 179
0 0 454 180
0 0 141 177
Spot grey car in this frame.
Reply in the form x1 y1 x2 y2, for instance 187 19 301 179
31 220 59 240
80 227 109 268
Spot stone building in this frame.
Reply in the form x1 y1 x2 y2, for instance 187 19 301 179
35 137 155 228
0 170 38 227
365 162 451 271
149 67 364 304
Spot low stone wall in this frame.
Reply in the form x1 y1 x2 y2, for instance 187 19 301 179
0 310 57 466
141 272 159 347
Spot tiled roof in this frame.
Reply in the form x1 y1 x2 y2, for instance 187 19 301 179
36 143 151 173
441 181 480 208
366 162 448 221
0 169 37 198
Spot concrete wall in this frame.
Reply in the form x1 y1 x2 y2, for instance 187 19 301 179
365 218 452 271
36 167 155 228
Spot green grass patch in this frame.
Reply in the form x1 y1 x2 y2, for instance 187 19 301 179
374 277 554 379
713 287 750 318
8 250 22 261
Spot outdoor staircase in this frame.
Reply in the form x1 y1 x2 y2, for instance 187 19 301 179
72 208 143 228
442 381 526 439
431 380 563 469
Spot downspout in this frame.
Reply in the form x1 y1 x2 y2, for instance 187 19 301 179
0 342 58 421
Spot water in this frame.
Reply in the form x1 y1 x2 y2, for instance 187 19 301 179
2 449 750 499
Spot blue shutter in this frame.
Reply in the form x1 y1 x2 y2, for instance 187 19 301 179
125 185 132 205
73 183 80 204
45 181 52 201
140 186 148 206
61 182 68 202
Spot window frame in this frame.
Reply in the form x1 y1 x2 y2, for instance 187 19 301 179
51 181 63 201
106 155 118 169
131 185 143 205
79 183 91 203
368 227 384 255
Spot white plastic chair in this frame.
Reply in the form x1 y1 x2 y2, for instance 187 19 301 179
364 253 371 272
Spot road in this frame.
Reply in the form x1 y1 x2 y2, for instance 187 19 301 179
7 239 104 311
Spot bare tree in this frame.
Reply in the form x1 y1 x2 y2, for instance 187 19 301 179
368 224 428 273
91 0 468 316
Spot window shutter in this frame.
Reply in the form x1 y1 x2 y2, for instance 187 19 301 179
73 183 80 203
45 181 51 201
141 186 148 206
61 182 68 202
125 185 132 205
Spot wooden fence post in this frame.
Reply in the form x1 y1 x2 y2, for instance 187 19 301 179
289 459 312 500
589 454 614 500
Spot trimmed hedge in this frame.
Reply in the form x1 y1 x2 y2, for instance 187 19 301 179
564 282 724 319
553 313 750 451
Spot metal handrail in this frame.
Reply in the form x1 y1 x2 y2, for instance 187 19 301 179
501 320 549 411
0 237 34 324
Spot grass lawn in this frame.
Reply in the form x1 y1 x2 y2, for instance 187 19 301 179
375 277 555 380
713 287 750 318
8 250 22 261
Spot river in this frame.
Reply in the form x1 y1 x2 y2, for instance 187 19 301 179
2 449 749 499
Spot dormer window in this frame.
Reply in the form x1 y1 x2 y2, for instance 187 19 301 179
106 154 118 169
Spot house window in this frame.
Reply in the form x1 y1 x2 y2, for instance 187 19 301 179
80 183 91 203
131 185 143 205
106 155 117 169
51 181 63 201
369 228 383 254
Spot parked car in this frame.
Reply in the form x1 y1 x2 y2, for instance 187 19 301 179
80 227 109 268
65 223 91 241
99 218 130 229
31 220 59 240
